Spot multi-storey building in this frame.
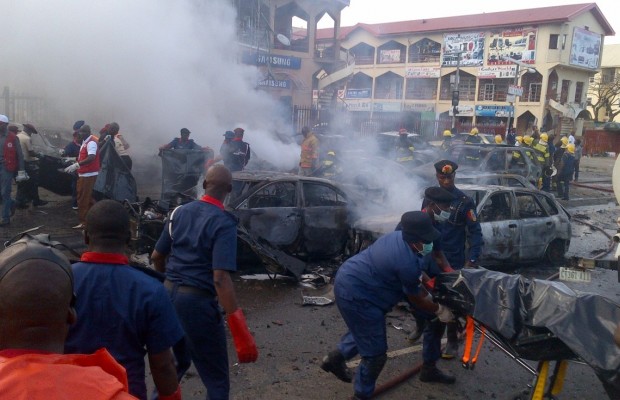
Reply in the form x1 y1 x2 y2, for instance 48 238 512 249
317 3 614 137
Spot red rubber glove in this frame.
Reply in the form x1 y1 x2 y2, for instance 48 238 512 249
159 386 181 400
227 309 258 363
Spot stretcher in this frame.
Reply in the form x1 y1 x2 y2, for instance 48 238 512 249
433 268 620 400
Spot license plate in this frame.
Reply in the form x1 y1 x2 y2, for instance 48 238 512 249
559 267 592 283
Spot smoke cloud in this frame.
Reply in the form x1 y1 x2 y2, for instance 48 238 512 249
1 0 301 188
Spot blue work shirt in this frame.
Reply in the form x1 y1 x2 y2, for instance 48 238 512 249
154 196 238 293
432 186 483 269
335 231 423 313
166 137 201 150
65 253 185 400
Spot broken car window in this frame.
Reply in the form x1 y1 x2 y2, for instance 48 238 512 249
245 181 297 209
515 192 547 219
480 192 512 222
303 183 347 207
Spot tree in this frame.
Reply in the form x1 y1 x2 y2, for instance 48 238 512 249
587 73 620 122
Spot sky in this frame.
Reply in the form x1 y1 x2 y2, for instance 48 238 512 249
334 0 619 44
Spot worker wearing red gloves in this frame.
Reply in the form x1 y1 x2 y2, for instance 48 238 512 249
152 164 258 400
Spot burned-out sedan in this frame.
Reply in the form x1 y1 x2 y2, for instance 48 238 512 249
225 171 352 261
350 184 571 267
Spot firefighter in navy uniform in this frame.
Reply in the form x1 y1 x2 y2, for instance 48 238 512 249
393 128 415 165
440 130 455 152
464 127 482 144
315 150 342 179
423 160 483 360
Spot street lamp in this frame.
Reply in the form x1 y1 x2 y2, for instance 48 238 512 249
501 56 537 134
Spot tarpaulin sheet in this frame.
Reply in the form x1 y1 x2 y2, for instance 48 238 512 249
93 139 138 202
434 268 620 399
159 149 207 206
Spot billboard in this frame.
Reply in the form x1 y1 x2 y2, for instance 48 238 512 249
442 32 485 67
405 67 441 78
379 49 401 63
570 27 602 69
486 28 537 65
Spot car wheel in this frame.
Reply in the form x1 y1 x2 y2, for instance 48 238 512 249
545 239 567 265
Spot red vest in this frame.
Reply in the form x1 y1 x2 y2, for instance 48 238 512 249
77 135 100 174
3 132 18 172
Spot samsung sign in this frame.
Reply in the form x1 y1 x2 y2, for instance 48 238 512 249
242 52 301 70
258 79 291 89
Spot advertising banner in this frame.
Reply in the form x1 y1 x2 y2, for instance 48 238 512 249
570 27 602 69
346 88 372 99
405 67 441 78
346 101 372 112
486 27 537 65
475 105 513 117
403 103 435 112
258 79 291 89
241 51 302 70
372 102 402 112
442 32 485 67
478 65 518 79
379 49 401 63
449 105 475 116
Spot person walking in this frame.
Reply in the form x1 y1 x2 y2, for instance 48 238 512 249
557 143 576 201
16 123 47 209
0 115 27 226
0 238 136 400
151 164 258 400
320 211 455 400
64 124 100 229
65 200 184 400
299 126 319 176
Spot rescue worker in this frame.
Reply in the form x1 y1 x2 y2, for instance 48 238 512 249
440 129 454 152
573 138 583 181
108 123 132 170
0 239 136 400
320 211 456 399
407 186 457 343
230 127 251 172
16 123 47 209
315 150 341 178
557 143 576 201
425 160 482 360
393 128 415 164
531 125 541 142
63 130 82 210
552 137 569 191
506 127 516 146
159 128 202 150
494 134 503 144
209 130 235 170
515 136 523 146
0 115 27 227
464 127 482 144
533 132 552 191
523 135 534 148
299 126 319 176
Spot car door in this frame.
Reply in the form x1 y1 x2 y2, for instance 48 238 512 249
234 181 303 251
477 191 520 264
514 191 554 261
301 181 350 257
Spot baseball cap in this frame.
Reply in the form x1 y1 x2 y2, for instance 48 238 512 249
0 115 8 124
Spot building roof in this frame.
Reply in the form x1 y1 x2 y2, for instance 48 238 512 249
317 3 615 40
601 44 620 67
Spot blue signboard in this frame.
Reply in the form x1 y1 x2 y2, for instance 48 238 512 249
346 88 372 99
258 79 291 89
475 105 513 117
242 51 301 70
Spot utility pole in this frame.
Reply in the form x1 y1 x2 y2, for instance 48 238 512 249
501 56 537 135
450 50 465 131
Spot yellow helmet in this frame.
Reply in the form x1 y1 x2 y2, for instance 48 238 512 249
515 136 523 143
523 135 533 145
470 127 479 135
327 150 336 157
443 129 453 137
540 133 548 142
561 136 569 145
566 143 575 154
494 135 503 144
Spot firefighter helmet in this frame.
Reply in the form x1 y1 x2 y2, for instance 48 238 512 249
495 135 503 144
470 127 479 135
443 130 453 137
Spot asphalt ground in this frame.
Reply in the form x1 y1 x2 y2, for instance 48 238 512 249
1 155 619 399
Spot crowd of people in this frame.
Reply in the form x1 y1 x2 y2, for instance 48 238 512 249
0 117 599 399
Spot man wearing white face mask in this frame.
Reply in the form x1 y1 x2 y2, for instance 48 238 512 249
320 211 456 399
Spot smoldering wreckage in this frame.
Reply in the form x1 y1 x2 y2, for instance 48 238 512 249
18 128 620 399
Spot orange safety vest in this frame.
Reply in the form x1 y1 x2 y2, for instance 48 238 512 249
0 348 136 399
77 135 100 174
300 133 319 168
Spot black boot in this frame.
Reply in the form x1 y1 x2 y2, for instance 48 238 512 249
320 350 352 383
419 364 456 384
407 317 426 343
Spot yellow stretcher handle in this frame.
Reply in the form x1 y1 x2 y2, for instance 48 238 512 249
532 361 550 400
550 360 569 396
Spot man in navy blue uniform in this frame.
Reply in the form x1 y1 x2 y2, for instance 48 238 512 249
424 160 483 360
320 211 455 400
152 164 258 400
159 128 202 150
65 200 184 400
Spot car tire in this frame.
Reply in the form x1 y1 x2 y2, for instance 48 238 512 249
545 239 567 265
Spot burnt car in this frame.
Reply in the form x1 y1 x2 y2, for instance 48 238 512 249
350 184 571 267
29 127 75 195
456 172 536 189
225 171 352 261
